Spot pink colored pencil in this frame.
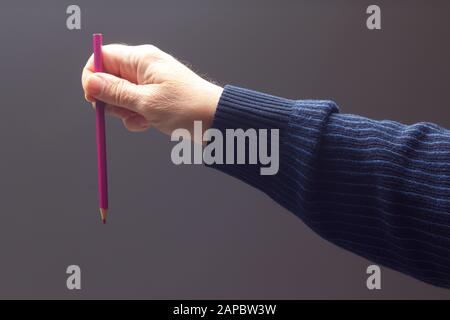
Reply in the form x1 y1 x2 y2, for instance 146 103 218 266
93 33 108 224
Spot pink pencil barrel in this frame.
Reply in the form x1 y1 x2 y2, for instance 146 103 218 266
93 33 108 211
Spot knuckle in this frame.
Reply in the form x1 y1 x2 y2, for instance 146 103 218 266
141 44 162 59
143 44 157 52
111 80 129 106
135 90 152 112
122 119 134 131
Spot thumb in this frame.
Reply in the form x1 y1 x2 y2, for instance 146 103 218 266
86 72 145 112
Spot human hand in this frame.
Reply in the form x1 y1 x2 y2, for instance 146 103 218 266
81 44 223 136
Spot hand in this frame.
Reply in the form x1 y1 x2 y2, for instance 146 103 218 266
81 44 223 136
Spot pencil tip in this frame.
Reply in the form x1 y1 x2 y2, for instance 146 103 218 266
99 208 108 224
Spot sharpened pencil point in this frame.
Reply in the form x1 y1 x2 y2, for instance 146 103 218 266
100 208 108 224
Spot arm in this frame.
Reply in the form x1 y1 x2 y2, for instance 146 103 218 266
82 45 450 289
209 85 450 288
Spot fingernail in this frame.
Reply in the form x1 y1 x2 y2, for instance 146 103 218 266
85 94 95 103
136 117 149 128
88 74 105 96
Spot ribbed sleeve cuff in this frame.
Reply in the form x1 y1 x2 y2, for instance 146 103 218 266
205 85 296 193
211 85 295 132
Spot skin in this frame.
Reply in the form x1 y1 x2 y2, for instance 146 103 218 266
82 44 223 138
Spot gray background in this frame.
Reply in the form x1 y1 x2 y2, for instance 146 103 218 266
0 0 449 299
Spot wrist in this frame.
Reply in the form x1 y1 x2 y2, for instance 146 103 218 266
201 83 223 131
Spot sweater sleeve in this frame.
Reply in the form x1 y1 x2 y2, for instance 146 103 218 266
207 84 450 289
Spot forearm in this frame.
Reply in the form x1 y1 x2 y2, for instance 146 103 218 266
207 85 450 288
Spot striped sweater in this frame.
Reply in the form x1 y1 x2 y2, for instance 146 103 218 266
208 85 450 289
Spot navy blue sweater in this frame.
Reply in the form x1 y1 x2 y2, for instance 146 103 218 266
208 85 450 289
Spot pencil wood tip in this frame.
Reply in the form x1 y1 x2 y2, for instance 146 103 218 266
100 208 108 224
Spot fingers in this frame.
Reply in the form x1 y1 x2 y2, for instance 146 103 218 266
104 104 135 119
103 105 150 132
81 44 163 133
82 44 135 83
122 114 151 132
82 45 136 102
85 72 151 113
81 44 163 88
